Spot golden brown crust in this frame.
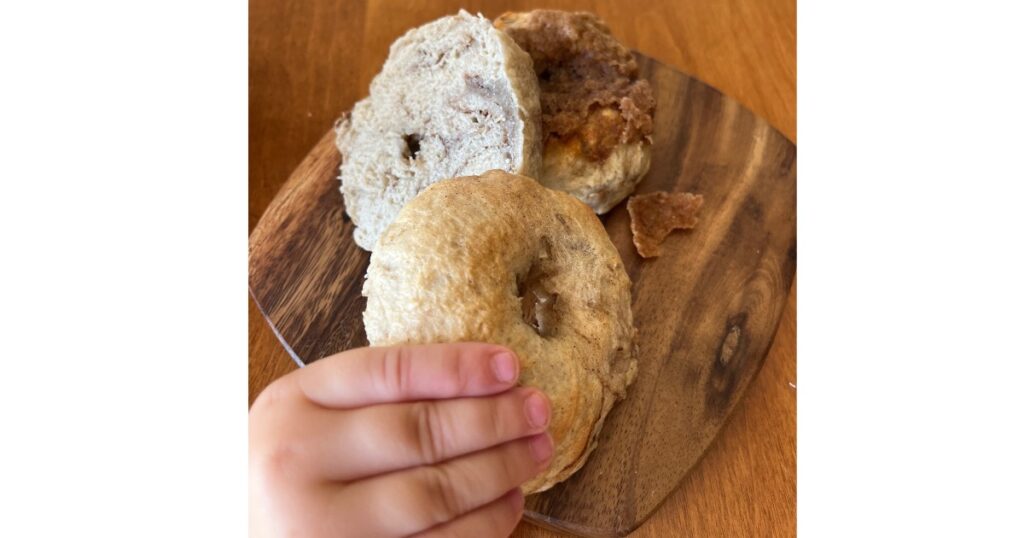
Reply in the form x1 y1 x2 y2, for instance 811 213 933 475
363 171 638 492
627 191 704 258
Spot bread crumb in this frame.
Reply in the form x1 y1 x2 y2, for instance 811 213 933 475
626 191 704 258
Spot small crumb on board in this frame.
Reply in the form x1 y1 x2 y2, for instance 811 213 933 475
626 191 704 257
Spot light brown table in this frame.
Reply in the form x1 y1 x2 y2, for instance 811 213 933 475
249 1 795 535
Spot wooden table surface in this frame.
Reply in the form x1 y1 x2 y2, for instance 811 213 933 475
249 1 795 536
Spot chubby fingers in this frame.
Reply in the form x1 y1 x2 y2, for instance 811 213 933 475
411 488 525 538
300 387 551 481
297 343 520 408
334 433 553 537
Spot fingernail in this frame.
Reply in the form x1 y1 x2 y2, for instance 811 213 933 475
491 352 518 383
524 392 549 429
529 433 553 463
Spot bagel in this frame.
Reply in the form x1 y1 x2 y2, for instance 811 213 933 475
495 10 656 214
335 11 542 250
362 171 638 493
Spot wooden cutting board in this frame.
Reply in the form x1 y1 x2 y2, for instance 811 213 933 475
249 54 796 537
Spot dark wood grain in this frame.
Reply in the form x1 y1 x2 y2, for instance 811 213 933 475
248 54 795 536
248 134 365 364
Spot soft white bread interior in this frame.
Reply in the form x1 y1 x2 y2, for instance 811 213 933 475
335 11 542 250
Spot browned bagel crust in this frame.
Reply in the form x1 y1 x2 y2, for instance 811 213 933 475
362 171 638 493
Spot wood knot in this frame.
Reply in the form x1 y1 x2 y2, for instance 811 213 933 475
705 313 749 416
719 324 742 365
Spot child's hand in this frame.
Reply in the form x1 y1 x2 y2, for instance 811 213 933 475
249 343 553 538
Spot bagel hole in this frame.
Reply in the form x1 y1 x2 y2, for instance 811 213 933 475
517 240 558 337
402 134 422 160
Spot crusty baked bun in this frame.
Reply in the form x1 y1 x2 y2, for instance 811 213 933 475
336 11 542 250
363 171 638 493
495 10 655 214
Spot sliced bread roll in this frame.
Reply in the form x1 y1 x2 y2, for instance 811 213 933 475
495 10 656 214
336 11 542 250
